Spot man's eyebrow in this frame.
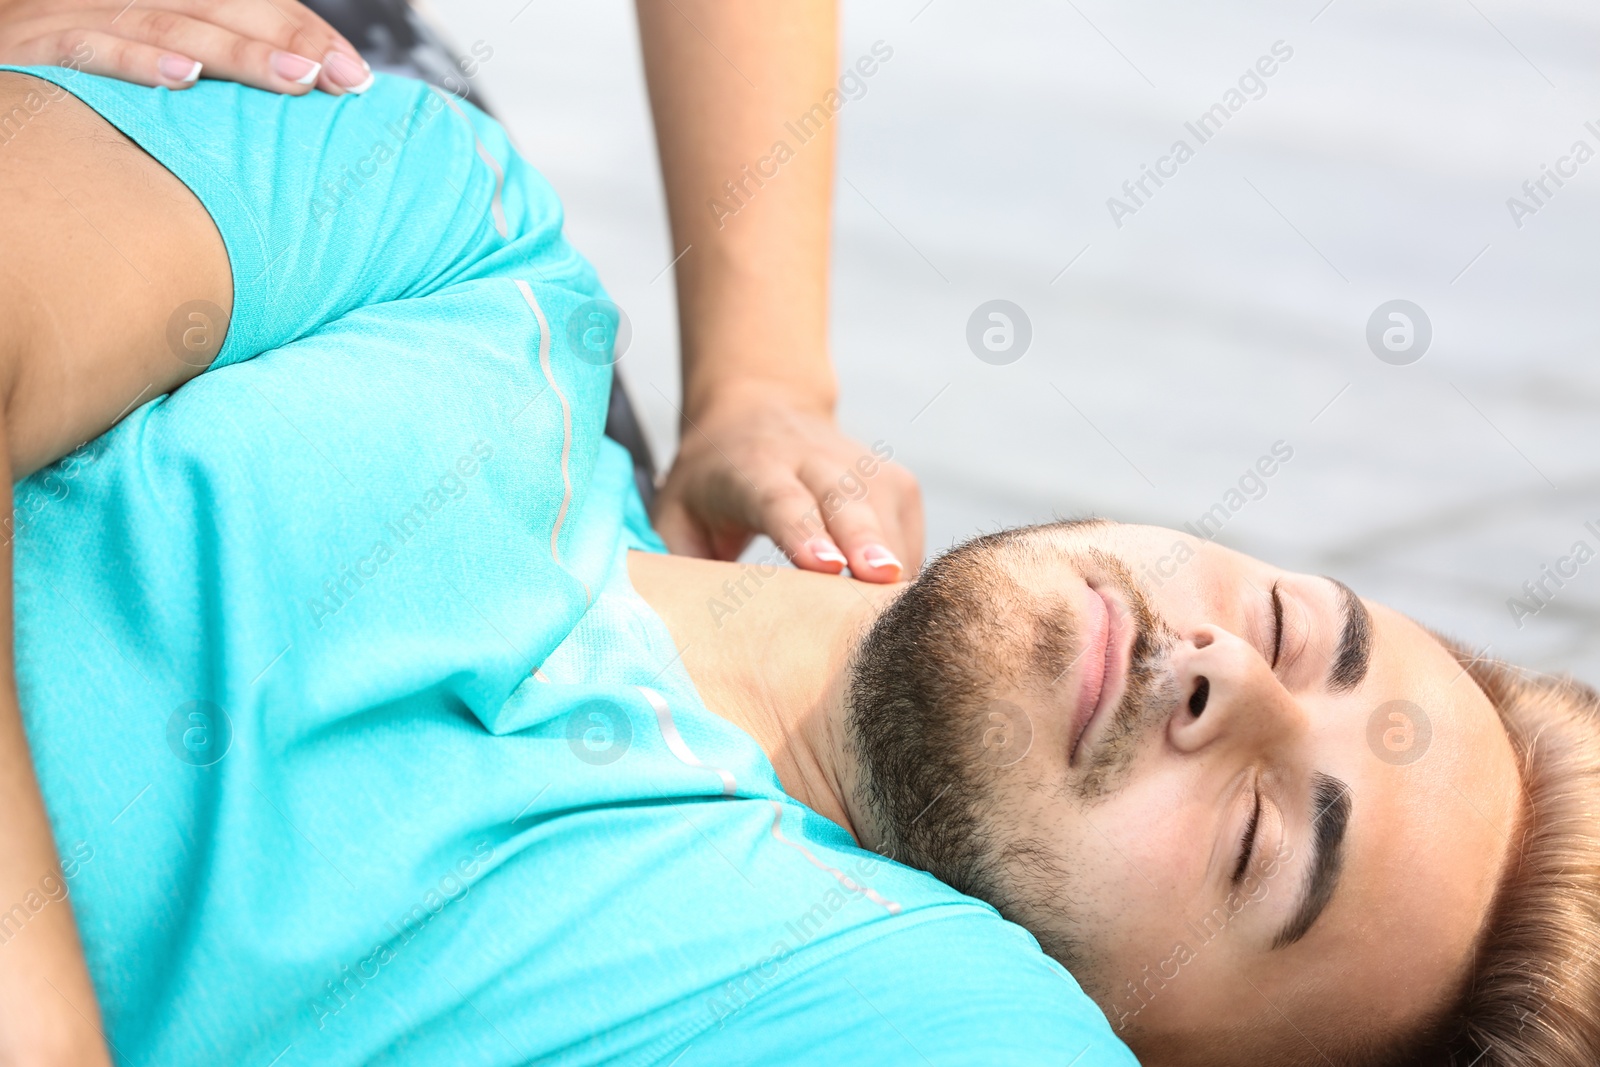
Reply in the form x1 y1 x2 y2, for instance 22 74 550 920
1272 772 1351 950
1324 578 1371 694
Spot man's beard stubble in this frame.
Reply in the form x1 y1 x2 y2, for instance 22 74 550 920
844 529 1182 950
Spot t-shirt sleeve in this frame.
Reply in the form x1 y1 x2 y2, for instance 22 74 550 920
673 913 1139 1067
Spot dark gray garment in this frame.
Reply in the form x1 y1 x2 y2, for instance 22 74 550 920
305 0 660 509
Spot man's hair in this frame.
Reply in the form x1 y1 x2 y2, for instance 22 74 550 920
1374 643 1600 1066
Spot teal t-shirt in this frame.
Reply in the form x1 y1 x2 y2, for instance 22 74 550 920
3 67 1136 1066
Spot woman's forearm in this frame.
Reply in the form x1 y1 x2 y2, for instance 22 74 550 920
0 75 124 1063
0 419 110 1066
0 73 235 1063
634 4 924 577
634 0 839 421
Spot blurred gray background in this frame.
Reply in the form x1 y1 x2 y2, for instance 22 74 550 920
429 0 1600 684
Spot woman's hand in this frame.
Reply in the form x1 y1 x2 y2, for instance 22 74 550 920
651 383 923 583
635 0 924 583
0 0 370 95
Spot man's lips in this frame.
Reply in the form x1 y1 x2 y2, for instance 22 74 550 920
1068 583 1126 766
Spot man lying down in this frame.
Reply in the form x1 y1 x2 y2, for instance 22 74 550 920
2 66 1596 1067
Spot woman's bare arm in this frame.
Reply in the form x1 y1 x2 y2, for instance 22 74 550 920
0 70 231 1062
0 70 231 477
0 443 110 1064
636 1 925 582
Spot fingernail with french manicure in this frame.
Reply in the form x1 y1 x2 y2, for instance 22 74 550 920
860 545 903 577
806 538 849 569
159 55 202 84
271 51 322 86
325 51 374 93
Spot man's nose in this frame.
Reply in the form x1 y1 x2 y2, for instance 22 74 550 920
1164 624 1304 754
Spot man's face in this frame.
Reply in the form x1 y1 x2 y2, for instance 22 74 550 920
923 522 1521 1062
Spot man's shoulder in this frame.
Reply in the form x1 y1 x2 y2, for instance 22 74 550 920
676 907 1139 1066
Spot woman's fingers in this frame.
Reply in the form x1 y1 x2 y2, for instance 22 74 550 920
655 457 848 573
118 4 369 94
3 28 200 89
173 0 372 94
797 458 908 584
108 11 314 94
0 0 369 94
749 471 852 575
649 397 926 582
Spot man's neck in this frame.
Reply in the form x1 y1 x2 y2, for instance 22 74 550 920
626 549 901 838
